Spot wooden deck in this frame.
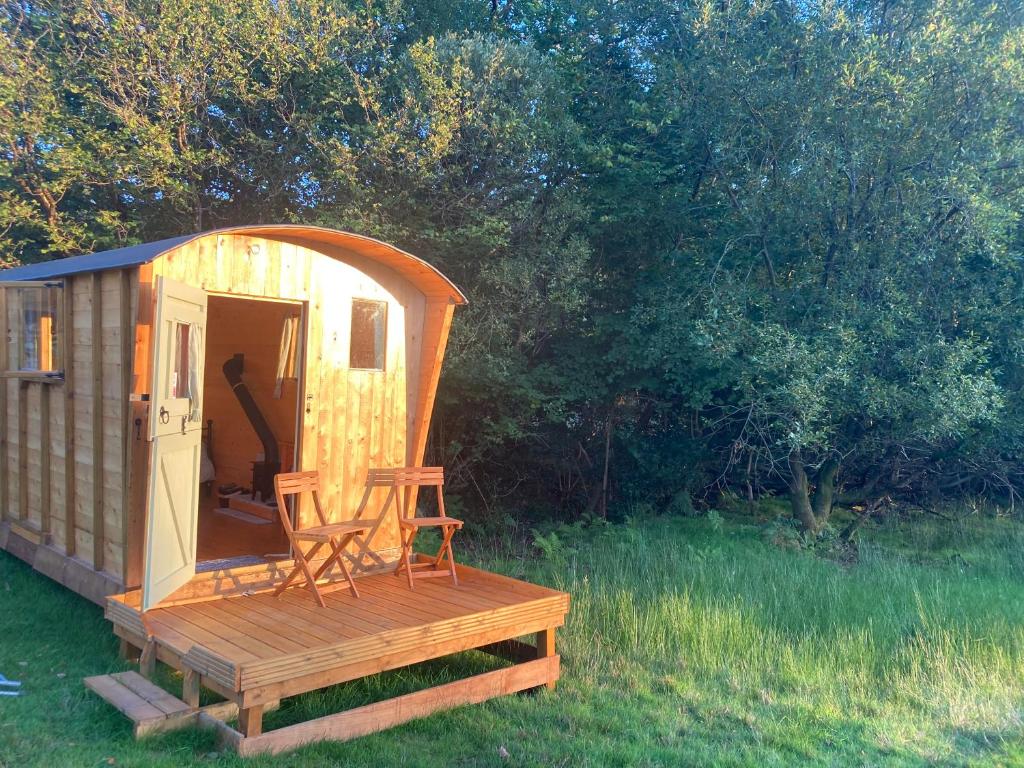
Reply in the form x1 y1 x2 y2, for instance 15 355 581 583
102 561 568 755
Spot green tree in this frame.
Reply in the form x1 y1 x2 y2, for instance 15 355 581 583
638 0 1024 531
3 0 1023 529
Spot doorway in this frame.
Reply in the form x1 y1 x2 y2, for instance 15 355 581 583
195 294 304 568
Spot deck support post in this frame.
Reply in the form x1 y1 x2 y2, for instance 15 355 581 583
239 705 264 737
536 627 557 690
119 638 141 662
182 668 200 709
139 639 157 679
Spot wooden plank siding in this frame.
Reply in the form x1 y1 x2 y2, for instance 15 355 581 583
71 275 97 560
0 269 138 602
125 263 153 589
151 234 430 558
91 272 104 571
0 287 5 519
100 270 128 578
62 272 77 557
17 380 28 523
2 228 460 604
1 379 12 527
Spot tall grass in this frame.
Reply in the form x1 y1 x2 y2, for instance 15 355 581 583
506 515 1024 764
1 513 1022 766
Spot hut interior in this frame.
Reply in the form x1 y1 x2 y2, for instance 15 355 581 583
195 294 303 567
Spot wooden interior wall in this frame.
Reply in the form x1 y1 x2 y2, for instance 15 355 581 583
203 296 300 488
1 269 136 602
149 234 427 559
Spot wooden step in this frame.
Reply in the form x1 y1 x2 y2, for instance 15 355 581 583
84 671 193 737
226 493 277 521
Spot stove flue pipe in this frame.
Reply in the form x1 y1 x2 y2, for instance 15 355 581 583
222 353 280 468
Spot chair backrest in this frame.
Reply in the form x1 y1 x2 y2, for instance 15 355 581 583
366 467 444 487
274 471 328 532
365 467 445 520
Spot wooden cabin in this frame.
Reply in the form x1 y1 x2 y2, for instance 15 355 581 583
0 225 468 606
0 226 568 754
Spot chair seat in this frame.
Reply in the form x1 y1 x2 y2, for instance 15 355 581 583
398 516 463 528
293 521 371 543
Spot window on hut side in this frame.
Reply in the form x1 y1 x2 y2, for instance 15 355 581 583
3 282 64 378
349 299 386 371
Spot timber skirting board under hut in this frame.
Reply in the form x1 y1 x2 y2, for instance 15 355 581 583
91 561 569 756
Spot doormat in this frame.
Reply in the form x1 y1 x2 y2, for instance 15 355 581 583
196 555 267 572
214 507 273 525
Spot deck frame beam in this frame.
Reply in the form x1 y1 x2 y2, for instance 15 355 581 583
205 655 559 757
99 564 568 755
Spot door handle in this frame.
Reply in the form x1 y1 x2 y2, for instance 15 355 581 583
159 406 170 424
181 416 187 435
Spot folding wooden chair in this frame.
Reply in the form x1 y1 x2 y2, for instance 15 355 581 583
366 467 463 589
273 471 370 607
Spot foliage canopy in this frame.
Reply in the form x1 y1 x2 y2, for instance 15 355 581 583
2 0 1023 531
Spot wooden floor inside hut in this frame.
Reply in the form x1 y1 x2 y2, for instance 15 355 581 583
195 497 289 566
103 562 569 755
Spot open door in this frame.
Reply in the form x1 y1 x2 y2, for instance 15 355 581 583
141 276 208 611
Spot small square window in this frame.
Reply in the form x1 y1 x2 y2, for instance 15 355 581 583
2 281 64 379
350 299 386 370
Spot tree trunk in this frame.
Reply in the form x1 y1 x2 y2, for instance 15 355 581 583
811 457 839 525
789 451 840 536
788 451 818 533
745 451 755 513
598 413 613 519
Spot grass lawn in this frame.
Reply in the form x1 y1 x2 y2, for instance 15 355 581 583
1 513 1023 767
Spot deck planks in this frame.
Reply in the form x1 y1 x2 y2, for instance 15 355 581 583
107 566 567 696
100 563 566 755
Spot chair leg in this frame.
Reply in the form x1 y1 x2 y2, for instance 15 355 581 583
406 527 420 589
431 524 457 567
337 534 361 598
437 524 459 586
431 528 448 568
395 526 418 589
313 535 361 598
299 552 327 608
274 541 323 598
393 527 409 579
311 540 345 581
281 541 326 607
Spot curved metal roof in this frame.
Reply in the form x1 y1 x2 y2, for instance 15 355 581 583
0 225 467 304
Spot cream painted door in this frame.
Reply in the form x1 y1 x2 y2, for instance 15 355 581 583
142 276 207 611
